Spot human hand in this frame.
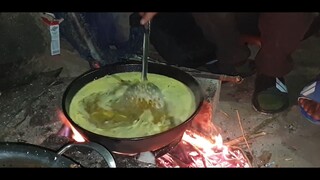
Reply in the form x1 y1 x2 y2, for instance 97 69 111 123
139 12 158 25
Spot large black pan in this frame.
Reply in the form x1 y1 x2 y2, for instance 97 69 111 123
0 142 116 168
62 62 204 154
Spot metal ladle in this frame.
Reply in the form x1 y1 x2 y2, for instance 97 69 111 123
86 22 166 126
113 21 165 114
123 21 165 109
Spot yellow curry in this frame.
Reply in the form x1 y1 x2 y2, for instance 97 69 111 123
69 72 196 138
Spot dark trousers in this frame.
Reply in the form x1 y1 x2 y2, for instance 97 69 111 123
192 13 316 77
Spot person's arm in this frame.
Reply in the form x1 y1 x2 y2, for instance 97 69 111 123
139 12 158 25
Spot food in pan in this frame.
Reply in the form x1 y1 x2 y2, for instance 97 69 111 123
69 72 197 138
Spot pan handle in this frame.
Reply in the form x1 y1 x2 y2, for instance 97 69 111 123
57 142 116 168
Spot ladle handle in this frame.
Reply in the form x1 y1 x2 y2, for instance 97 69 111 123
142 21 151 81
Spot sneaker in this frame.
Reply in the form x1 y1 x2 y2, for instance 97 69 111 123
298 73 320 124
252 74 289 114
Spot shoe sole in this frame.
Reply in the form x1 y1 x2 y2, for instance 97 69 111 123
251 95 290 115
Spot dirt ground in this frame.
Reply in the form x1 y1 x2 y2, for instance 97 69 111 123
215 35 320 167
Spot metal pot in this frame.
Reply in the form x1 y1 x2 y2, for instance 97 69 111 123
0 142 116 168
62 62 204 154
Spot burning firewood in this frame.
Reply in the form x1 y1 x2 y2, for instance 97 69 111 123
225 131 267 146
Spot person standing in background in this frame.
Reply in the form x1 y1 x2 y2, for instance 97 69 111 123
140 12 316 115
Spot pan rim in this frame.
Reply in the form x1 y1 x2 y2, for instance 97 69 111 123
0 142 78 168
62 62 205 141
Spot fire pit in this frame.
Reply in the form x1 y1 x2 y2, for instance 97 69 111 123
0 67 251 168
57 77 251 168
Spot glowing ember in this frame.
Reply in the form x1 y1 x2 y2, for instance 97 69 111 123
156 130 250 167
57 109 86 142
156 101 251 168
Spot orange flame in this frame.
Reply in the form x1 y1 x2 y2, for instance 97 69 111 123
157 130 250 167
182 130 249 167
156 101 250 168
56 109 86 142
182 133 225 155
